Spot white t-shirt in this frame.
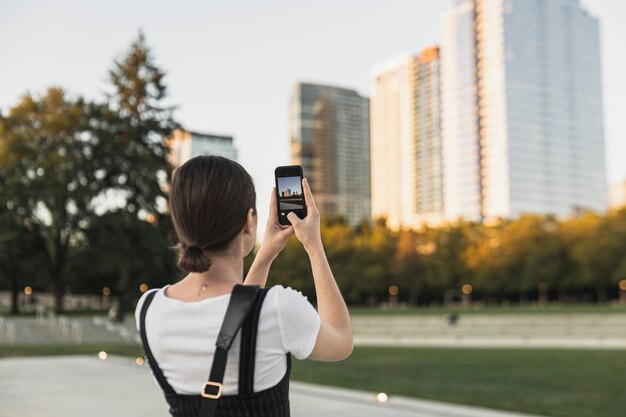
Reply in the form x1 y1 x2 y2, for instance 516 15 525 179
134 284 321 395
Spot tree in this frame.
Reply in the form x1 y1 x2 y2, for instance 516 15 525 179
569 210 626 301
429 221 476 301
104 31 177 213
0 208 48 314
99 32 178 318
391 229 424 304
69 211 177 320
0 32 178 314
0 88 105 313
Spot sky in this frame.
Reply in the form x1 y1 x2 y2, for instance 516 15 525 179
1 0 624 239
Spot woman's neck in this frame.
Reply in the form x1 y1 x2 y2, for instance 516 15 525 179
167 253 244 302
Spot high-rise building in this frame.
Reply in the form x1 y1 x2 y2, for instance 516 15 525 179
370 46 444 229
609 180 626 209
290 83 371 225
441 0 607 222
167 129 237 168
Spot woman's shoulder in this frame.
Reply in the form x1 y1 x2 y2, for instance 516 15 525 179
266 285 313 307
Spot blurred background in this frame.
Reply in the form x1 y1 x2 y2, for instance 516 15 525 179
1 1 625 417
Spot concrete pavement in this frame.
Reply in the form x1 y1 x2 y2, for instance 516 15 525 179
0 355 548 417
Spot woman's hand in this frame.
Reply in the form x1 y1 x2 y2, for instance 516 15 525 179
288 178 353 361
243 189 293 287
257 187 294 261
287 178 322 254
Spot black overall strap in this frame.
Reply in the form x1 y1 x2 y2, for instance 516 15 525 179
199 284 260 417
238 287 270 394
138 289 176 395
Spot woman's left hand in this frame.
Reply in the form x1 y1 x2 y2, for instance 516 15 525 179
257 188 293 261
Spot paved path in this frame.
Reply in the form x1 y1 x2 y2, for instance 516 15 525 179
0 355 548 417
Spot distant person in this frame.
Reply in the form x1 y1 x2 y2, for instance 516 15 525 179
447 312 459 326
135 156 352 417
108 303 121 323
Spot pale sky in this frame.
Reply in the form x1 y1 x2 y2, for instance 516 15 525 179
1 0 624 239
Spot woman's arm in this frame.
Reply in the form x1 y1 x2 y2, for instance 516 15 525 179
287 179 353 361
243 188 293 287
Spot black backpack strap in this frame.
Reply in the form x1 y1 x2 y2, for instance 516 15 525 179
138 289 176 395
238 287 270 395
199 284 261 417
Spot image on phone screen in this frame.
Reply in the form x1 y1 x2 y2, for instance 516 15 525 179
277 176 304 211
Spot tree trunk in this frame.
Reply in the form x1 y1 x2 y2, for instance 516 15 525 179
54 281 65 314
51 235 67 314
10 272 19 315
117 267 131 322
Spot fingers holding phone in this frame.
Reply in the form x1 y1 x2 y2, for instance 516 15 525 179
260 187 293 259
287 178 322 253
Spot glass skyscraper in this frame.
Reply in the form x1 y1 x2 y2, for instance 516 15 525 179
441 0 607 222
289 83 371 225
370 47 444 229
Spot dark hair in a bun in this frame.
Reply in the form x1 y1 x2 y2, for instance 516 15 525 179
169 156 256 273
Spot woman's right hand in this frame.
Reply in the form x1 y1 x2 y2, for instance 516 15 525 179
287 178 323 254
288 177 353 361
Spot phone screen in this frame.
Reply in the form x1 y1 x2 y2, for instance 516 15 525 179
275 166 306 225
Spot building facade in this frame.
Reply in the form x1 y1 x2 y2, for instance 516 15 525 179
290 83 371 225
441 0 607 222
167 129 237 168
370 47 444 229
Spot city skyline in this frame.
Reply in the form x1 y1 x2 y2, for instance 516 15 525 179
1 0 624 238
277 176 303 198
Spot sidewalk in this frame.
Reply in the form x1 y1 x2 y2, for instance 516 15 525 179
0 355 548 417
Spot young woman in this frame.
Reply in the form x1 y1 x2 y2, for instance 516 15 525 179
135 155 353 417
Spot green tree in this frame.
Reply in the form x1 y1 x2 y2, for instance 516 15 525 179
0 209 48 314
569 210 626 301
354 218 396 304
428 221 476 301
0 33 178 314
0 88 104 313
391 229 424 304
69 211 177 320
103 31 177 217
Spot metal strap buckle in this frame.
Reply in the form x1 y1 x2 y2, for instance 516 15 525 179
201 381 223 399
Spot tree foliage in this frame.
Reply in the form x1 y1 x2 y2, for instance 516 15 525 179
0 32 177 315
263 210 626 306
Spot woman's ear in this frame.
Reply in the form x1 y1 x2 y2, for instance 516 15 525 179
244 208 257 235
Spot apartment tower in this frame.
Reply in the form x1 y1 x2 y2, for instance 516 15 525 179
441 0 607 222
370 46 444 229
289 83 371 225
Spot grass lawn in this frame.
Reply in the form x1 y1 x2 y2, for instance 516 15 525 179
291 347 626 417
2 343 624 417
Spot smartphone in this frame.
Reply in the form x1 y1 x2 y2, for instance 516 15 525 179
274 165 306 225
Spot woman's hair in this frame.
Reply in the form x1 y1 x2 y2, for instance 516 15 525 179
169 155 256 273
